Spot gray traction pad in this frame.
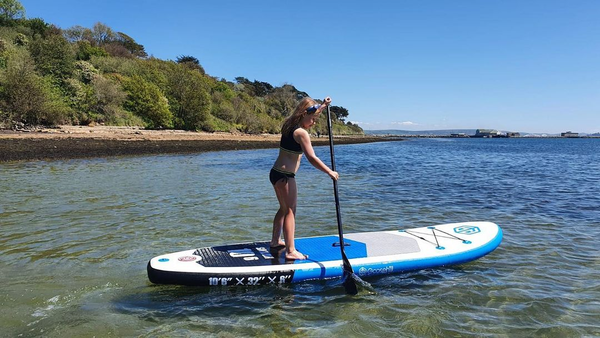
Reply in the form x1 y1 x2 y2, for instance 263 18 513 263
345 232 420 257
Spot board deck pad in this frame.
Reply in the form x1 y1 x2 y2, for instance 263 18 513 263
345 232 420 256
148 221 502 287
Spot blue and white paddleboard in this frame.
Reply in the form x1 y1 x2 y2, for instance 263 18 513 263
147 221 502 287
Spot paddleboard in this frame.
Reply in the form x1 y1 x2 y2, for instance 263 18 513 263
147 221 502 286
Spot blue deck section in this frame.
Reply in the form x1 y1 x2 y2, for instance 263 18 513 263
294 236 367 262
291 236 367 282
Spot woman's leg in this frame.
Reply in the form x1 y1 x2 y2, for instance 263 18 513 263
270 207 285 248
271 178 289 247
272 178 306 260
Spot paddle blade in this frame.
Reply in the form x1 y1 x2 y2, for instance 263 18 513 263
342 271 359 295
341 256 358 295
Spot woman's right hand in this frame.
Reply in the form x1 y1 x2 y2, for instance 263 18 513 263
323 97 332 105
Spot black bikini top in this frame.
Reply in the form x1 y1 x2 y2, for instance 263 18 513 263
280 126 302 154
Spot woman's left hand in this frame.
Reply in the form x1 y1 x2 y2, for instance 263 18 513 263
329 170 339 181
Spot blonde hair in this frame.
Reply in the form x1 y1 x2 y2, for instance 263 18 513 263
281 97 317 135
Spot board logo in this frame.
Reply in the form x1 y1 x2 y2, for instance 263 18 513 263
178 256 198 262
358 266 393 276
453 226 480 235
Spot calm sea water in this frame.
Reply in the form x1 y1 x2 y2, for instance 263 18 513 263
1 138 598 337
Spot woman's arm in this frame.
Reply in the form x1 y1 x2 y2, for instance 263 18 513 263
315 96 332 115
295 128 339 180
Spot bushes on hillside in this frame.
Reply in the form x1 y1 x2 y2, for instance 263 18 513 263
28 33 75 82
76 40 109 61
166 66 211 131
0 58 70 125
122 75 172 129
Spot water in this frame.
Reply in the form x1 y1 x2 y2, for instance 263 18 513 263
1 138 598 337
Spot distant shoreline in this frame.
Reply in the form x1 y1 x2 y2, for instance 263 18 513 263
366 134 600 139
0 126 400 162
365 129 600 138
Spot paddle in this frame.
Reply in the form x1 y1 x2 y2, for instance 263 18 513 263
325 104 359 295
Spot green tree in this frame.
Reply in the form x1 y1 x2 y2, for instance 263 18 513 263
176 55 204 73
135 57 169 89
22 18 51 37
251 80 273 97
167 65 211 130
88 54 140 77
73 60 98 83
64 78 97 124
330 106 349 122
0 38 7 69
75 40 108 60
233 77 273 97
210 82 237 124
116 32 146 58
65 24 146 59
176 55 200 64
265 85 301 119
211 96 236 123
28 34 75 82
212 80 236 100
122 75 173 129
91 22 115 45
13 32 27 46
0 0 25 22
63 25 93 43
0 58 70 125
90 75 131 125
231 92 255 131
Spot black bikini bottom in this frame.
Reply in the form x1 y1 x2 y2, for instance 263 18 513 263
269 168 295 185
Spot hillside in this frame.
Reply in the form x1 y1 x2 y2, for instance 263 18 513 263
0 1 363 135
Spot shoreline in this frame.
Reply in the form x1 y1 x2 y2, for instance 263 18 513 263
0 126 401 162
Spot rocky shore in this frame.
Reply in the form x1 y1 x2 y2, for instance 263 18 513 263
0 126 399 162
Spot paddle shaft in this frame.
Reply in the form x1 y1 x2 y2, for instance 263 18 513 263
325 105 354 275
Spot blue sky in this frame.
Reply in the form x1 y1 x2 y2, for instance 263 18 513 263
21 0 600 133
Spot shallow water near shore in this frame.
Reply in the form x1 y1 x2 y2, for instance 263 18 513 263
1 138 598 337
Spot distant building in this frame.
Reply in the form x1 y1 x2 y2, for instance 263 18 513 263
561 131 579 138
474 129 502 138
506 132 520 138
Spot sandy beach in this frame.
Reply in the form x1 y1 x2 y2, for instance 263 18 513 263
0 126 396 162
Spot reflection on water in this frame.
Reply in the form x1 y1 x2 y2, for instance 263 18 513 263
1 139 598 337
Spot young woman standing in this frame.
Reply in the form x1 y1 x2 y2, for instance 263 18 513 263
269 96 339 260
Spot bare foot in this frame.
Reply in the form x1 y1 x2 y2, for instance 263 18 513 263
285 250 308 260
270 240 285 249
